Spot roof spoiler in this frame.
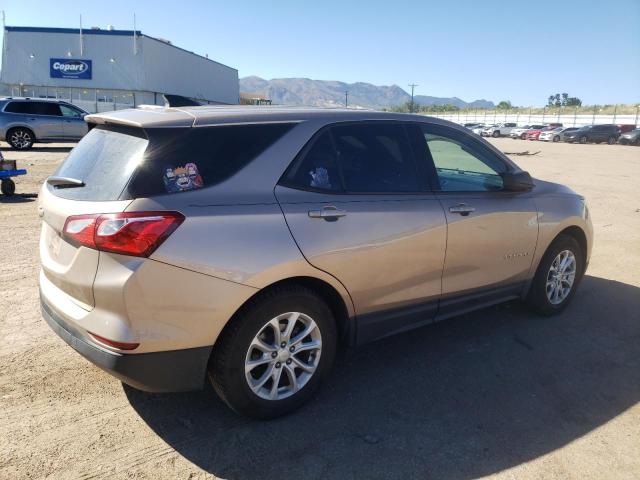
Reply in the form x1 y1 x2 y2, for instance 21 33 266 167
163 94 201 107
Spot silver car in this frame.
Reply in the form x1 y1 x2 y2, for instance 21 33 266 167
39 107 593 418
0 97 89 149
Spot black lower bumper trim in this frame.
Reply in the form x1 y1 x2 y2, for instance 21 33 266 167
41 298 212 393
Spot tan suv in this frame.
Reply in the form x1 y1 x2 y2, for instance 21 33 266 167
39 107 593 418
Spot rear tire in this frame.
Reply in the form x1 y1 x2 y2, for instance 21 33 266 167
553 135 560 142
526 234 584 316
7 127 35 150
607 136 616 145
520 133 526 140
1 179 16 196
209 285 337 419
492 130 500 138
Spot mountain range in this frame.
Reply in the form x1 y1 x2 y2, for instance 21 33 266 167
240 76 494 109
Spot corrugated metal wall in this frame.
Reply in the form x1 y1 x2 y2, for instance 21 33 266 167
0 27 239 105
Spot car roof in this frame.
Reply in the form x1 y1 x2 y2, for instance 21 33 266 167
0 96 75 104
85 105 454 129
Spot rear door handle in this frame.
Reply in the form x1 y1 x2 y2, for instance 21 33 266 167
308 206 347 220
449 204 475 216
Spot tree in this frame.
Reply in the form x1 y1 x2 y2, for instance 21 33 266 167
497 100 512 110
548 92 582 107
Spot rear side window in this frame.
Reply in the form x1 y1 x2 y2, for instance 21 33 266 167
4 102 32 114
33 102 62 116
129 123 294 197
50 123 294 201
282 122 422 193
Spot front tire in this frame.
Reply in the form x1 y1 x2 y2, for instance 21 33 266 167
7 127 35 150
526 234 584 316
553 135 560 142
579 136 587 144
607 136 616 145
209 285 337 419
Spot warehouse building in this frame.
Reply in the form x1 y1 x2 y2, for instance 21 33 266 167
0 26 239 112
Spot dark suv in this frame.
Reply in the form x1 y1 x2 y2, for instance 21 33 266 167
0 97 89 150
563 124 620 145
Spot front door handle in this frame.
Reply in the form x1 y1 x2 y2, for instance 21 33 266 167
449 204 476 216
308 206 347 220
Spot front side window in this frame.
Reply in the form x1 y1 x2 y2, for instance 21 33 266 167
421 125 506 192
60 104 84 117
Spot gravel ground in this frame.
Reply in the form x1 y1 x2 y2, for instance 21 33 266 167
1 138 639 479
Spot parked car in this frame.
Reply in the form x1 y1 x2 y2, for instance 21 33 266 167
539 127 563 142
510 124 546 139
481 122 518 138
558 127 580 141
619 128 640 145
527 126 555 140
563 124 620 144
471 124 487 135
616 124 636 134
0 97 89 150
39 107 593 418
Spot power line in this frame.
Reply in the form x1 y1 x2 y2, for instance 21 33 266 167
345 90 349 108
408 83 418 113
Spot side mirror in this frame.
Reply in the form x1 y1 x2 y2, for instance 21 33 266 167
502 170 534 191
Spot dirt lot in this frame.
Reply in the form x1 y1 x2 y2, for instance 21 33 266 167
1 138 639 479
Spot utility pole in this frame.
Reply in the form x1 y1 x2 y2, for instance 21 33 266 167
345 91 349 108
408 83 418 113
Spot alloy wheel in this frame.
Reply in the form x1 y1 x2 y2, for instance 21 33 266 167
245 312 322 401
9 130 33 149
546 250 576 305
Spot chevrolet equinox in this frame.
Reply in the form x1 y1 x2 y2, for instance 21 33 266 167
39 107 593 418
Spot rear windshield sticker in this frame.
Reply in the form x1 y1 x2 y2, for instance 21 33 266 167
309 167 332 189
163 163 204 193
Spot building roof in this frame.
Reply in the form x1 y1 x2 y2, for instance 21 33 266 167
4 26 236 72
86 105 444 128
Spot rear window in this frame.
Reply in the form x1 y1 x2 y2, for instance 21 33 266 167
50 126 149 201
50 123 294 201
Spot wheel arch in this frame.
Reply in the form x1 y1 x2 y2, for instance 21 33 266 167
556 225 588 270
215 276 355 351
6 124 36 141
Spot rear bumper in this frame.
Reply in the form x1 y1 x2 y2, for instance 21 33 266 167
41 296 211 392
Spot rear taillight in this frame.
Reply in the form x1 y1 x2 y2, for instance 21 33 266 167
63 211 184 257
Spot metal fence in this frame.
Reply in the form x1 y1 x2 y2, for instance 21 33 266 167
427 109 639 128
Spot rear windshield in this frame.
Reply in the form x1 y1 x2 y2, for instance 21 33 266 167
50 123 295 201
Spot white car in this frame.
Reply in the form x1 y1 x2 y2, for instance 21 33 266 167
510 124 546 140
481 122 518 138
472 124 489 135
539 127 565 142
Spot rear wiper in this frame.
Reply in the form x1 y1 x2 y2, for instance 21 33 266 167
46 176 85 188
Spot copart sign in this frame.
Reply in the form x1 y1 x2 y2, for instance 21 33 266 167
50 59 92 79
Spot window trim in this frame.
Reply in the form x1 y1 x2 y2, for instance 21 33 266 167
419 123 512 194
278 120 431 196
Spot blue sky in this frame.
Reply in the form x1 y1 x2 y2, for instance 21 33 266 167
2 0 639 106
